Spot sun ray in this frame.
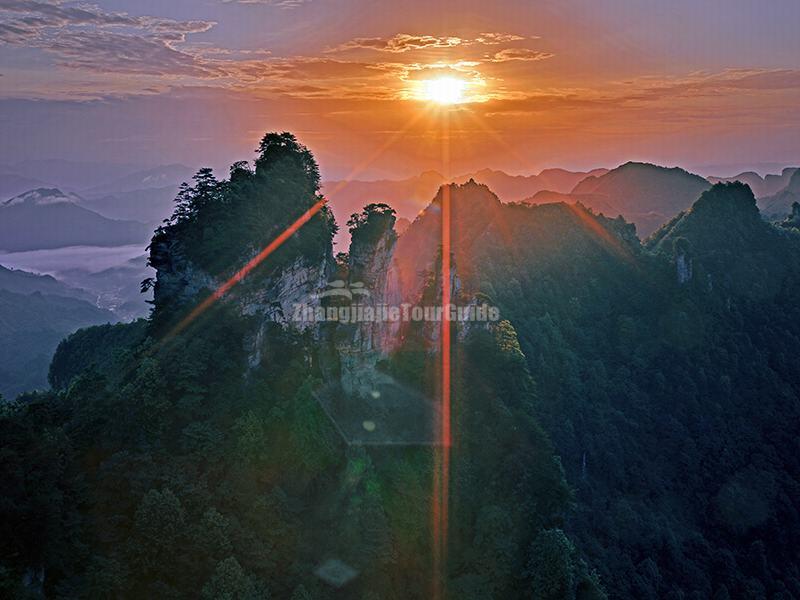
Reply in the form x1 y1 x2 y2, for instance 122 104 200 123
325 106 432 199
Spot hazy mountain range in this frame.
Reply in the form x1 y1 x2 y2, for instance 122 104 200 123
321 167 609 234
1 157 798 329
708 167 798 198
0 264 114 399
0 188 151 252
2 159 798 251
324 163 800 243
758 169 800 217
0 161 193 230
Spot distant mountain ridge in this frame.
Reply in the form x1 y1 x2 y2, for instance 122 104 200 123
76 185 179 225
0 264 94 303
708 167 798 198
452 166 609 202
323 167 608 223
758 169 800 217
0 265 114 399
0 171 47 200
323 166 609 247
3 187 82 206
0 188 151 252
82 163 193 196
523 162 712 238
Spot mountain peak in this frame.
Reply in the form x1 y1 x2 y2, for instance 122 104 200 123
433 178 502 209
617 161 696 176
647 181 765 256
3 187 81 207
787 168 800 191
419 169 445 181
691 181 759 220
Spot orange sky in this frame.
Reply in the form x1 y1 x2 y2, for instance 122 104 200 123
1 0 799 177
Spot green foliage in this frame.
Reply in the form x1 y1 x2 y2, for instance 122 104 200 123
527 529 576 600
348 202 397 240
201 557 266 600
5 140 800 600
133 488 187 571
465 186 800 598
149 131 337 312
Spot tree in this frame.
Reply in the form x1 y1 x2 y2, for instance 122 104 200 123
133 488 186 572
255 131 320 190
347 203 397 237
527 529 576 600
201 557 264 600
290 584 313 600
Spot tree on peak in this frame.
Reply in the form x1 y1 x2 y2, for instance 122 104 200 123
348 202 396 230
229 160 253 184
255 131 320 191
347 202 397 245
168 168 222 226
691 181 759 219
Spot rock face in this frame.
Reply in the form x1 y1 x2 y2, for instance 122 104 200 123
241 254 332 368
239 255 331 331
149 229 219 309
147 180 499 414
148 221 334 375
337 211 401 397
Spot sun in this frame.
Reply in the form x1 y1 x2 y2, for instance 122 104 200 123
422 77 467 105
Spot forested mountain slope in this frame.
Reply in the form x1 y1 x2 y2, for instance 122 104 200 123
2 136 800 600
0 266 114 399
0 135 593 600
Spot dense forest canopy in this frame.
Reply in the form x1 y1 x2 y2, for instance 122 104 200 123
2 134 800 599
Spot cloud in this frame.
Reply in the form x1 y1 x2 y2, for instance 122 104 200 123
0 0 216 75
618 69 800 105
0 2 405 93
489 48 553 62
327 32 528 53
42 30 221 77
329 34 465 53
477 68 800 118
220 0 311 7
221 56 383 83
0 0 213 34
474 32 526 45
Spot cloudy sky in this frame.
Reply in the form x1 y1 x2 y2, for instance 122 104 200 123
1 0 799 178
